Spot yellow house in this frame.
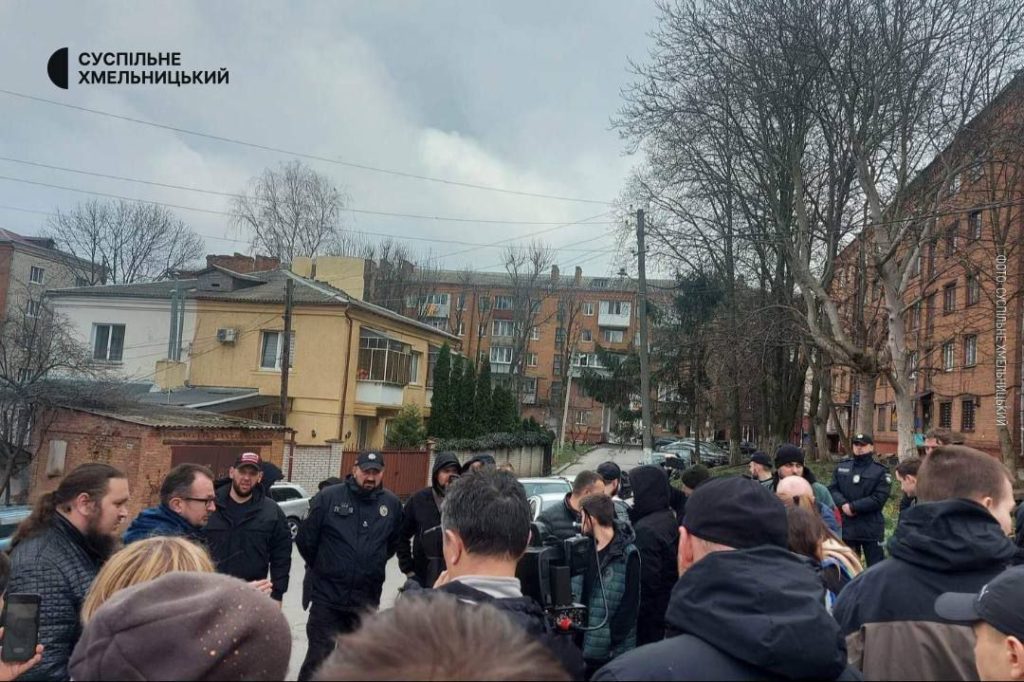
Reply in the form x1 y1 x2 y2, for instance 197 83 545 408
185 259 458 449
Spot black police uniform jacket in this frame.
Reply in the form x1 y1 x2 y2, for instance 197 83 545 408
296 475 403 609
204 483 292 600
828 453 892 541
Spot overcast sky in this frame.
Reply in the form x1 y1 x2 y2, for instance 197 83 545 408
0 1 661 277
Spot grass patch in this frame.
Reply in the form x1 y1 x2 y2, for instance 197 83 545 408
708 458 903 541
553 443 597 470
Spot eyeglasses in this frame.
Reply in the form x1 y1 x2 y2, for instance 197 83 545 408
182 497 217 506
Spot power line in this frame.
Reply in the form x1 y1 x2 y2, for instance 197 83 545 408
0 88 613 206
0 155 617 226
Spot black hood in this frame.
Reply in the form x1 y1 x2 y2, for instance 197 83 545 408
889 499 1017 572
667 545 848 679
628 465 670 520
460 453 496 473
803 467 818 485
431 452 461 495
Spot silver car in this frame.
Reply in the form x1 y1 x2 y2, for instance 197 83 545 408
520 477 572 499
528 492 570 522
268 482 311 540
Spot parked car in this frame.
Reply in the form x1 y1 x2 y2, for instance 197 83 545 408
714 440 758 456
639 450 687 468
520 477 572 499
658 439 731 468
528 492 570 522
268 482 311 540
653 437 678 451
0 505 31 552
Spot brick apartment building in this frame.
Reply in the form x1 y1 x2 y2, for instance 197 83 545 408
830 72 1024 460
404 266 674 443
0 229 96 321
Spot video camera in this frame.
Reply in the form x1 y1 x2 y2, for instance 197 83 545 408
516 522 594 632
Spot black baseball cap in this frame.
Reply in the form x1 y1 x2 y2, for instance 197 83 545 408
749 452 772 468
935 566 1024 639
357 451 385 471
682 476 788 550
596 461 621 481
233 452 262 470
852 433 874 445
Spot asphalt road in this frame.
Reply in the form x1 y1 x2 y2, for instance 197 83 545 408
560 443 644 477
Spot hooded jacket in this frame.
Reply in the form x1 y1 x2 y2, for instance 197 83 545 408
296 475 403 609
123 503 205 545
833 499 1017 681
594 545 861 681
205 483 292 600
628 465 680 645
397 452 460 586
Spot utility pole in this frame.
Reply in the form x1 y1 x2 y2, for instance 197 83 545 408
637 209 654 460
559 350 576 451
280 278 294 427
167 283 179 361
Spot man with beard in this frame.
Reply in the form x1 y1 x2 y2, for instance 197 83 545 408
204 452 292 603
123 463 215 544
398 452 460 587
295 451 403 681
8 463 130 681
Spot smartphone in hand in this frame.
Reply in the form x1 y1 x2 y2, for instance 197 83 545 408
1 594 40 663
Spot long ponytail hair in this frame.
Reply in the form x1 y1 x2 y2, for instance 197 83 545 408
11 463 125 549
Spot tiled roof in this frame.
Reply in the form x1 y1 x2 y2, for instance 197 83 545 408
47 279 201 300
70 403 290 430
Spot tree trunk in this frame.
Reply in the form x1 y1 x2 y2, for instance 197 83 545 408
729 383 743 466
814 362 832 461
808 360 821 460
856 372 877 437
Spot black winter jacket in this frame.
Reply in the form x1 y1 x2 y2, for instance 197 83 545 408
204 484 292 600
833 499 1017 680
435 580 586 681
296 476 403 609
594 545 862 681
828 454 892 541
7 515 106 681
397 452 459 586
628 465 680 645
538 493 580 544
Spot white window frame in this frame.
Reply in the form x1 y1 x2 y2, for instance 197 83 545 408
29 266 45 285
409 351 422 384
489 346 513 365
964 335 977 367
494 296 514 310
260 330 295 371
526 352 538 367
942 341 955 372
92 323 126 363
492 320 515 337
582 302 595 316
531 327 540 341
575 410 591 425
581 329 592 342
26 300 41 318
602 329 624 343
457 321 465 336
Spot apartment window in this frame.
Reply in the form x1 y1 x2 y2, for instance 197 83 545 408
555 327 566 344
592 279 608 289
600 301 630 316
523 376 538 393
478 323 486 339
357 330 411 385
966 275 980 306
943 283 956 313
456 293 466 310
477 350 487 366
550 381 563 402
526 352 538 367
426 319 448 331
939 401 953 428
926 294 936 336
602 329 625 343
949 173 961 195
964 334 977 367
530 327 540 341
530 299 541 313
25 300 41 318
427 346 440 387
942 340 955 372
926 242 936 279
477 296 491 312
260 330 296 371
908 301 920 331
581 329 592 342
962 399 976 432
552 354 562 375
583 302 595 316
908 351 918 380
494 296 514 310
890 404 898 432
29 266 44 284
93 324 125 363
945 223 958 257
968 211 982 241
492 320 515 337
489 346 513 365
409 352 422 384
877 406 886 432
575 410 592 425
456 321 465 336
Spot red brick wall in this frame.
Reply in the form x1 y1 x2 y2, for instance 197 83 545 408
207 253 281 273
31 409 287 520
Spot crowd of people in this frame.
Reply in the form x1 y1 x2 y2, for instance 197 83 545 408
1 429 1023 680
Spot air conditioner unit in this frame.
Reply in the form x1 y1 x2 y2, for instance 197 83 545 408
217 328 237 344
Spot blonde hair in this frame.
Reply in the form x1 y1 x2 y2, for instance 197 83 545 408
81 536 215 623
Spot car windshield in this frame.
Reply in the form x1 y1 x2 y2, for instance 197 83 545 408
522 480 571 497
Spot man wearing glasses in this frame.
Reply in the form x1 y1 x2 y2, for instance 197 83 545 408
124 463 216 544
205 452 293 603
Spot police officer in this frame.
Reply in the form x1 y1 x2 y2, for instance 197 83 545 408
295 451 403 681
828 433 892 567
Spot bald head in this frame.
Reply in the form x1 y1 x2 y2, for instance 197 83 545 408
776 475 814 508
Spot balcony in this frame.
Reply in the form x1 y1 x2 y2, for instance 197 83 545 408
421 302 450 319
355 380 404 407
598 303 631 329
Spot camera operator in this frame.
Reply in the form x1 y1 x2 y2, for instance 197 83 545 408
425 469 585 680
574 494 641 677
398 452 461 587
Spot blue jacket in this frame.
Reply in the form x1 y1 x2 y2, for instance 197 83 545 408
123 504 204 545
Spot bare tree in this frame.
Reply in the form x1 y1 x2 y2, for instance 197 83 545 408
48 200 205 284
233 160 347 263
502 242 556 402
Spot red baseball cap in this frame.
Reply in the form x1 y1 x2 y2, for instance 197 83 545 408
233 452 262 470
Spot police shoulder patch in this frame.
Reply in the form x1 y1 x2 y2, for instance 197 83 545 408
379 505 389 517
